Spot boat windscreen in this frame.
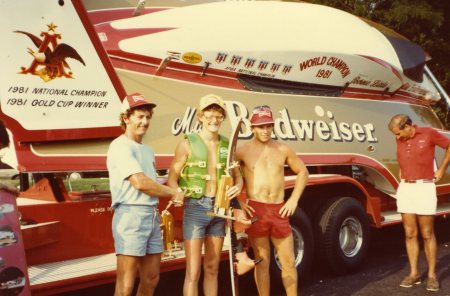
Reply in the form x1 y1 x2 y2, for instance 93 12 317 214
384 35 426 83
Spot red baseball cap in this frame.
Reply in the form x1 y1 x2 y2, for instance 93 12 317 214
250 105 274 126
121 93 156 112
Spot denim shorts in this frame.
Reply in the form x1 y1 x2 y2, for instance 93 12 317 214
112 204 163 256
183 196 226 240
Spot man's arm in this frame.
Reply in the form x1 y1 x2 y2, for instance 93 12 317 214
129 173 182 204
435 145 450 182
279 145 309 218
234 146 255 217
167 139 189 190
226 166 243 199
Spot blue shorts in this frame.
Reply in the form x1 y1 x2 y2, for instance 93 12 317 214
112 204 163 256
183 196 226 240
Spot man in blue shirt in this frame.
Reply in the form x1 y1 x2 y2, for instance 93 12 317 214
107 93 184 296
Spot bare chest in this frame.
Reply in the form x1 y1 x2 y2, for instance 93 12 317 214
247 149 285 171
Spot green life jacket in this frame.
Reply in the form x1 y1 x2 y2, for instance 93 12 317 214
179 133 229 198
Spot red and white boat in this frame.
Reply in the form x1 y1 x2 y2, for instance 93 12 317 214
91 1 438 104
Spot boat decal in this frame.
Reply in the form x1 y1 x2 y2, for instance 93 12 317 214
299 56 351 79
215 52 228 63
172 102 378 144
110 57 431 104
282 65 293 75
167 51 181 60
270 63 281 73
401 82 440 100
350 76 389 89
15 23 86 82
182 52 202 64
244 58 256 68
90 206 113 215
258 61 269 71
230 55 242 66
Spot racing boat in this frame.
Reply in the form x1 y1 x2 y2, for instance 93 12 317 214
91 1 438 104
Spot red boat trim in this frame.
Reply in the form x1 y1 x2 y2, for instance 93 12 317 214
103 47 432 105
359 54 404 84
88 7 171 25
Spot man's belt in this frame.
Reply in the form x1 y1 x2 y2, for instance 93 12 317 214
402 179 434 183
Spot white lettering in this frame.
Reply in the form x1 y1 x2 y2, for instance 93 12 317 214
352 123 366 142
291 120 315 140
170 102 378 144
171 107 200 135
327 111 342 141
339 122 353 141
364 123 377 142
225 101 252 138
316 120 331 141
275 109 296 140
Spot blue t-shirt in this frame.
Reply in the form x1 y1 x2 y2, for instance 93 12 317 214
107 135 158 208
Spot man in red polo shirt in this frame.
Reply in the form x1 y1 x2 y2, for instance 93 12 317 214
388 114 450 292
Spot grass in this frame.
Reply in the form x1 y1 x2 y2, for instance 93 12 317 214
64 178 110 192
0 177 110 193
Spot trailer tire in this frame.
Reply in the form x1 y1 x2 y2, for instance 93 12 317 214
315 197 370 275
270 207 314 290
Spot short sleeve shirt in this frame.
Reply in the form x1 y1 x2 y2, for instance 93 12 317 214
107 135 158 208
396 126 450 180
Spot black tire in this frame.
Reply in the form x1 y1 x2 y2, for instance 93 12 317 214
270 207 314 290
315 197 370 275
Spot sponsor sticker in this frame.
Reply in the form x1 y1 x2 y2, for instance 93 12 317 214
182 52 202 64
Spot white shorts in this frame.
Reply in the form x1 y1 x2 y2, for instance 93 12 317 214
396 181 437 215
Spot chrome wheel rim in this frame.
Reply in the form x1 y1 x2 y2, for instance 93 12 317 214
339 216 363 257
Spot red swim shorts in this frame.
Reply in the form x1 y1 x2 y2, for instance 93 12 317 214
246 200 292 238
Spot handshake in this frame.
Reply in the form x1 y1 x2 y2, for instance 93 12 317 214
170 187 185 207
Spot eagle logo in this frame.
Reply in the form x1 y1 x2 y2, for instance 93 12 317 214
15 22 85 82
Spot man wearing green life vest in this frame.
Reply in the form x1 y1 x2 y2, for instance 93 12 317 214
168 94 243 296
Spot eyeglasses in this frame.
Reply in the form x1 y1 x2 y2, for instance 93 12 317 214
203 114 225 122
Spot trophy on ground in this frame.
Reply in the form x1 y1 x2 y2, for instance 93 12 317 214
160 202 181 260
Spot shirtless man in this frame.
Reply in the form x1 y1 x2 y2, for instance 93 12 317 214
236 105 308 296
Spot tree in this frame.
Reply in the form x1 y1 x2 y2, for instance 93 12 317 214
302 0 450 126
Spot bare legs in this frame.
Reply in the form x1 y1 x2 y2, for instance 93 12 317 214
250 234 297 296
401 213 437 279
114 253 160 296
183 236 224 296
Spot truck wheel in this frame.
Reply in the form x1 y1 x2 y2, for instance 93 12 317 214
315 197 370 275
270 207 314 289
